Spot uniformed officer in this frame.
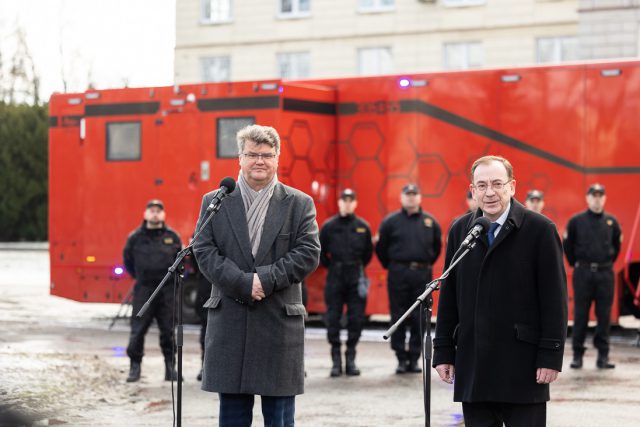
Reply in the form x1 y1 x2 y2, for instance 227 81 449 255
465 190 478 214
525 189 545 213
320 188 373 377
376 184 442 374
563 183 622 369
123 199 183 382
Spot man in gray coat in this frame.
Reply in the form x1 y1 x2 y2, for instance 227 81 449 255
193 124 320 426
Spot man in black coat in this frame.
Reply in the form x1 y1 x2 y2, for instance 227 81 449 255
563 183 621 369
123 199 182 382
433 156 568 426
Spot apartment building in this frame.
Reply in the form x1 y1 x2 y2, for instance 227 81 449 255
174 0 639 84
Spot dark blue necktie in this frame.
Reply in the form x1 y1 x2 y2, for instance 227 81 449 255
488 222 500 246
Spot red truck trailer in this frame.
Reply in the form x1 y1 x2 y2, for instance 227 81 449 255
49 60 640 323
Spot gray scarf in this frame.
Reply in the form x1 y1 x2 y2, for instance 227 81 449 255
237 172 278 257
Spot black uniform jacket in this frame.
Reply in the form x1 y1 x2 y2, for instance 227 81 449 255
433 199 568 403
375 208 442 268
123 221 182 284
563 209 621 266
319 214 373 268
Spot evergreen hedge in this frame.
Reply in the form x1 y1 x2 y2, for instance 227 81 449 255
0 102 48 241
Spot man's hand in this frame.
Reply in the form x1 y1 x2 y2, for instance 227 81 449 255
536 368 559 384
435 364 455 384
251 273 265 301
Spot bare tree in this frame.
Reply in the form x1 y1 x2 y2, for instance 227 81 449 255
5 27 40 105
0 50 5 103
58 28 68 93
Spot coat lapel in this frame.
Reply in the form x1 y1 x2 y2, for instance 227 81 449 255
254 183 291 265
487 198 525 252
224 188 254 267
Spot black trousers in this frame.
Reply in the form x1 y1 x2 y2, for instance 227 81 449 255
462 402 546 427
219 394 295 427
572 267 614 357
324 265 366 349
126 283 175 363
387 264 431 362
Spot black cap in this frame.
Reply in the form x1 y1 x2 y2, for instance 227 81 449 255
340 188 357 200
402 183 420 195
587 183 605 196
146 199 164 210
526 190 544 201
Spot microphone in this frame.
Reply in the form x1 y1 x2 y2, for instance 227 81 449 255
460 217 491 248
206 177 236 211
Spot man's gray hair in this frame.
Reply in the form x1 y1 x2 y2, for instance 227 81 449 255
470 155 514 183
237 124 281 155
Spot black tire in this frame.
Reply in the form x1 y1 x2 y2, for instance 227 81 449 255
619 264 640 319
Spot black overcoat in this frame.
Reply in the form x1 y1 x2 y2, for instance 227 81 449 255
433 199 567 403
193 182 320 396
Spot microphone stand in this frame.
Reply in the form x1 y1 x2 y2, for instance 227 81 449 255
383 239 481 427
137 191 228 427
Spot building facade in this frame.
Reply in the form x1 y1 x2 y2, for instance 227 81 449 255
174 0 638 84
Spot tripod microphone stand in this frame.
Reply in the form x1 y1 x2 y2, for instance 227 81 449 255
137 180 233 427
383 237 483 427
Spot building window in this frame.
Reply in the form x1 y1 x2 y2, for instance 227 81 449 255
217 117 255 158
277 52 311 79
106 122 141 161
201 56 231 82
279 0 311 17
358 47 393 75
443 42 483 70
358 0 394 12
442 0 486 6
536 36 579 64
201 0 232 23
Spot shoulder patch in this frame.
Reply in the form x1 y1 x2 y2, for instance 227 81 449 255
606 219 613 226
356 227 366 233
424 218 433 227
163 237 174 245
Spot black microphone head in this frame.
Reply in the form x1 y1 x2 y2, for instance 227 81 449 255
219 177 236 193
473 216 492 233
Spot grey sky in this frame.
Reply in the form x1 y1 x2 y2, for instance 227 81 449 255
0 0 176 102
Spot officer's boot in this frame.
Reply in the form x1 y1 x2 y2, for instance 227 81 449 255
126 360 141 383
406 358 422 373
570 353 583 369
345 347 361 376
330 346 342 377
596 353 615 369
164 359 180 381
395 352 408 374
197 361 203 381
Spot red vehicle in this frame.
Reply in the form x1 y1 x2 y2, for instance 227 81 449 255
49 60 640 323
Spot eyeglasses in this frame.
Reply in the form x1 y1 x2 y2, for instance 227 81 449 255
473 180 512 193
241 152 277 161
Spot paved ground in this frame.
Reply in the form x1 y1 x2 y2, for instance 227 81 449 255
1 248 640 426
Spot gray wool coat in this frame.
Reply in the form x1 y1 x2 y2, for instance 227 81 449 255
193 182 320 396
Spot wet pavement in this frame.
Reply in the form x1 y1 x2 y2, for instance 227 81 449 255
1 247 640 426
